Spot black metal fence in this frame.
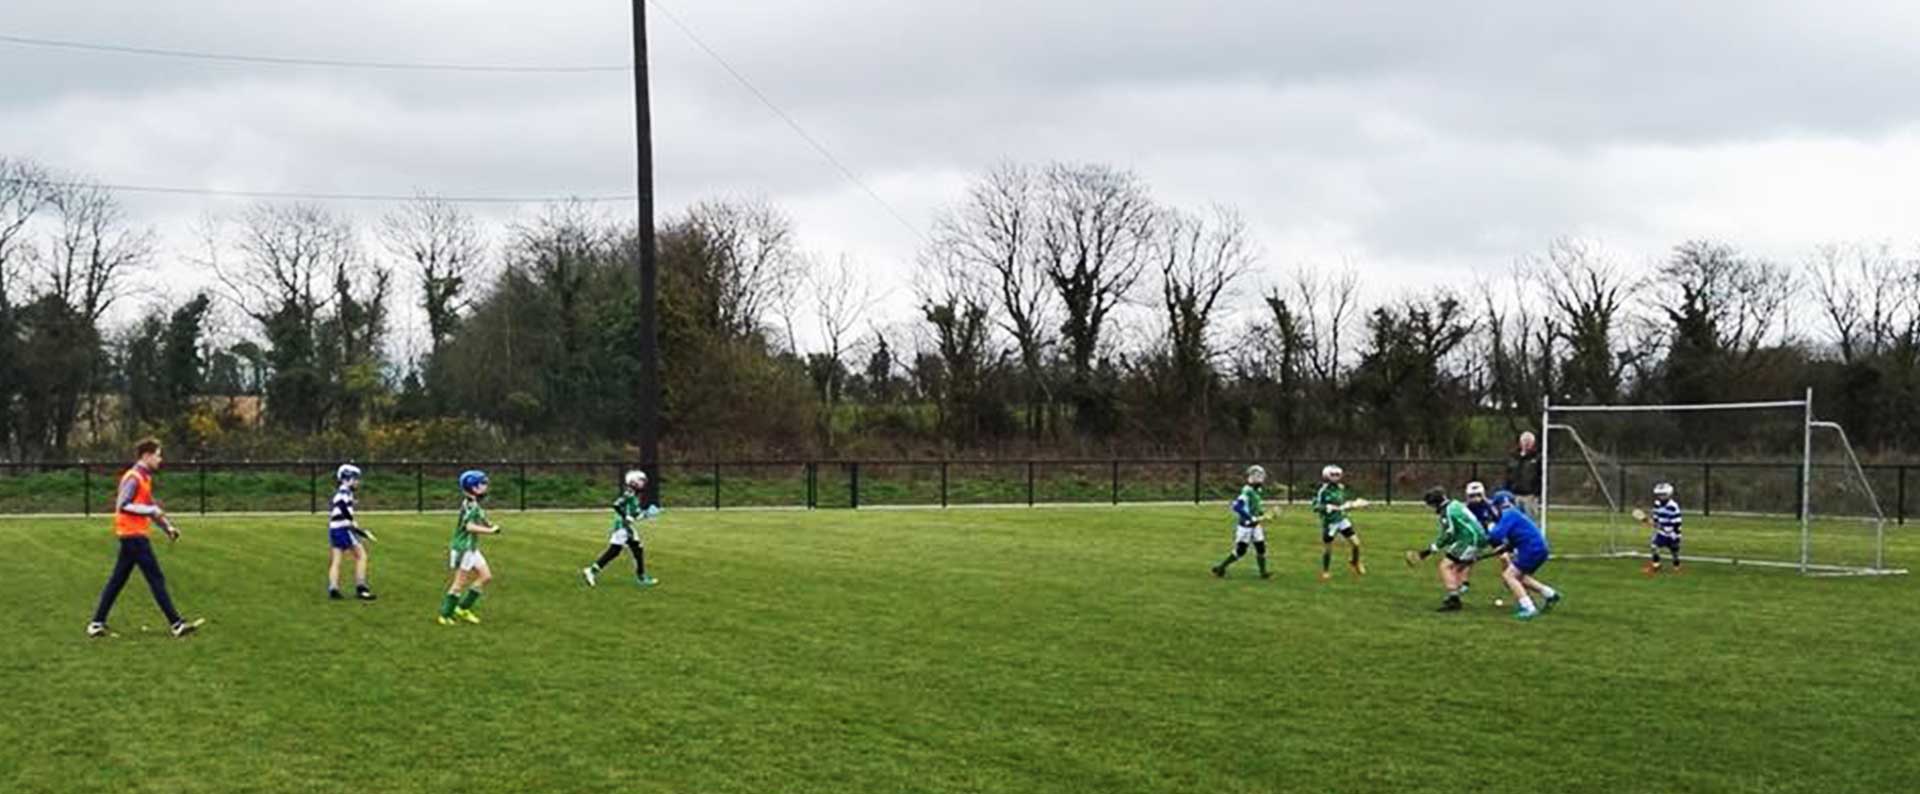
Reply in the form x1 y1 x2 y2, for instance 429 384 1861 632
0 458 1911 523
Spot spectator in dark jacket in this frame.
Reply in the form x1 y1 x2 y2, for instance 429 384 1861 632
1505 431 1543 515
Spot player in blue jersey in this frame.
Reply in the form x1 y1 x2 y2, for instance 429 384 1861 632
1463 481 1498 529
1643 482 1684 575
326 464 377 601
1485 490 1561 620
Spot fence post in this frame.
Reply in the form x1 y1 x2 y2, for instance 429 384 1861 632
1287 460 1296 504
309 464 319 514
1702 463 1712 517
1898 466 1907 526
850 462 861 509
1192 461 1201 505
1471 461 1480 485
83 465 91 517
713 463 722 511
1027 461 1035 507
1111 460 1120 505
941 462 950 508
416 463 424 513
1384 460 1394 505
199 464 208 515
518 463 527 512
806 463 817 510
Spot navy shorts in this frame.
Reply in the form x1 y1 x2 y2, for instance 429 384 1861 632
329 528 360 550
1511 552 1549 576
1651 532 1682 550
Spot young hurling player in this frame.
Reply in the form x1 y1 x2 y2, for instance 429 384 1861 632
1211 465 1272 579
1645 482 1684 575
1485 490 1562 620
581 469 663 588
1312 465 1366 581
326 464 377 601
439 470 503 626
87 438 204 638
1407 487 1487 612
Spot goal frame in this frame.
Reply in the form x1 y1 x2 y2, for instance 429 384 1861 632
1541 389 1905 576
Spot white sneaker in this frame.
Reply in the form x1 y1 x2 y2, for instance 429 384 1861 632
87 622 111 638
581 566 598 588
170 618 205 638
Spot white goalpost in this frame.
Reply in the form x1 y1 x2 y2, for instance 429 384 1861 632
1540 390 1904 577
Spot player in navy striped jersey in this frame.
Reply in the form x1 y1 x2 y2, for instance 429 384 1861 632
1644 482 1684 575
326 464 377 601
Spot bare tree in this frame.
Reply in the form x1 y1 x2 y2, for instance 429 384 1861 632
0 158 50 284
1156 206 1254 447
1037 163 1158 386
380 196 485 358
205 203 368 432
1663 240 1797 360
1287 265 1361 385
803 254 880 450
1809 242 1918 363
1527 238 1641 403
42 180 154 322
679 197 802 339
931 162 1056 439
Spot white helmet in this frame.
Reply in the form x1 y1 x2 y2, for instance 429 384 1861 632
1322 465 1343 481
1465 481 1486 499
1653 482 1674 498
1245 465 1267 485
336 464 362 483
624 469 649 491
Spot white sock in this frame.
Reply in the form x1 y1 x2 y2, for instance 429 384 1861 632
1519 596 1536 612
1538 585 1557 599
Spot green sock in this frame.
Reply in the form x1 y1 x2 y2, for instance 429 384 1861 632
1216 555 1237 569
439 592 458 618
458 589 483 611
1256 556 1268 575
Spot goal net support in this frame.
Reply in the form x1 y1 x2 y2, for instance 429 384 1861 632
1541 390 1903 576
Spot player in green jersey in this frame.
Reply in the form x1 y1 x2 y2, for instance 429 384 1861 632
438 469 503 626
581 469 663 588
1312 464 1367 581
1211 465 1273 579
1406 486 1487 611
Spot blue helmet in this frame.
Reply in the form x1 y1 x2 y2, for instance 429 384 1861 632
1491 489 1516 508
336 463 363 483
458 469 490 494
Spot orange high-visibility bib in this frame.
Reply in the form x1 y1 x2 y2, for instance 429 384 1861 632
113 466 154 538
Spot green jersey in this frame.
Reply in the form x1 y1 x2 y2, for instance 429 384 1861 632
1313 483 1350 529
1231 485 1264 526
611 491 645 531
451 498 488 553
1431 500 1487 558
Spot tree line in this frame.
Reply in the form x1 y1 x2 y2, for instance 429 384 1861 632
2 155 1917 462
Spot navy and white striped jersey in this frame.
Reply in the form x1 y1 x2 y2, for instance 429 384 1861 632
1652 498 1683 537
329 486 357 531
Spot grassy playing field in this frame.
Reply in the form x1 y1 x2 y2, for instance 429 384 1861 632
2 504 1913 793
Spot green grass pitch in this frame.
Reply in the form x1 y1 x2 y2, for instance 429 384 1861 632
2 504 1914 793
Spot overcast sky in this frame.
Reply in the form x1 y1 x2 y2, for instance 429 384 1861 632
5 1 1920 355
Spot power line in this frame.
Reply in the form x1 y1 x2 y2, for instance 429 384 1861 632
0 176 636 205
0 33 630 74
645 0 927 243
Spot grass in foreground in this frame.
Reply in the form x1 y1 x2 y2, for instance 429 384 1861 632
0 505 1914 793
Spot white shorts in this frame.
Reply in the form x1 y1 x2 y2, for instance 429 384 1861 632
608 527 643 546
448 549 488 572
1233 524 1266 545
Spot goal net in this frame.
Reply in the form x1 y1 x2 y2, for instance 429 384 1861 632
1541 393 1901 576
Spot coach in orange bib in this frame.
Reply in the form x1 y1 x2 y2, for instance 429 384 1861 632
86 438 203 639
